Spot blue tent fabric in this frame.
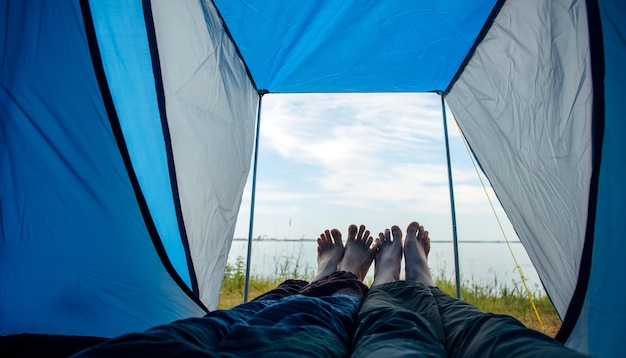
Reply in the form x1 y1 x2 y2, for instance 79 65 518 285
569 0 626 356
1 0 624 356
89 0 195 291
0 0 205 337
213 0 498 93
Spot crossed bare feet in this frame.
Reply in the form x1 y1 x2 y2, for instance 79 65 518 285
372 221 434 287
314 225 377 282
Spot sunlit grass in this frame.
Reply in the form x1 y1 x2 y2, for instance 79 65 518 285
218 255 561 337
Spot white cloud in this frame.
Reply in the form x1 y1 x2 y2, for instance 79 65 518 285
234 93 516 243
259 93 447 162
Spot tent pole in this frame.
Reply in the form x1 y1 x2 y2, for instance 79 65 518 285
441 96 462 299
243 94 264 303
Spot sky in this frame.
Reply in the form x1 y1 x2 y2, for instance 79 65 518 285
232 92 520 245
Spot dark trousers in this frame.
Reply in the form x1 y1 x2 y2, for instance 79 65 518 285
74 271 368 357
352 281 588 358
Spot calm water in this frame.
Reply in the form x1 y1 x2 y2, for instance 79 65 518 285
228 239 545 295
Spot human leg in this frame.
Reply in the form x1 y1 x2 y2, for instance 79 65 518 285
339 224 377 281
72 277 310 357
430 287 588 358
251 279 309 302
371 226 403 287
247 225 349 301
256 224 371 300
217 225 373 356
352 225 447 358
402 221 588 358
74 225 369 357
314 227 345 281
71 299 275 357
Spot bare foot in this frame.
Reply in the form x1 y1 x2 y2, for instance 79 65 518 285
338 224 377 281
404 221 434 286
313 229 345 281
371 226 403 287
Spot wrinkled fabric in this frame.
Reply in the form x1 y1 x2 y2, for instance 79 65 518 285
73 278 588 357
73 272 367 357
353 281 587 358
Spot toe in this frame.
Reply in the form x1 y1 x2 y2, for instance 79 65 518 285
348 224 357 242
417 225 424 239
331 228 343 246
391 225 403 246
321 232 329 246
320 235 330 249
356 225 366 241
361 229 370 243
407 221 419 238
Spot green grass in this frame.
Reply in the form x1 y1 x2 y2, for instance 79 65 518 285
431 269 561 337
218 256 561 337
218 253 315 309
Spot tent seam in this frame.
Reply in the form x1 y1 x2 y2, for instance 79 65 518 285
555 0 604 343
141 0 201 299
79 0 208 313
208 0 262 94
443 0 507 95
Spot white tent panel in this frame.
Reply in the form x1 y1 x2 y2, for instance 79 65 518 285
446 0 593 318
151 0 258 309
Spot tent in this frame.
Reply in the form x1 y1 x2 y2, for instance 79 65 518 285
1 0 624 356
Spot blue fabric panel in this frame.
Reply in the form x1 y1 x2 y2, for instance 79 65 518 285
213 0 496 93
587 0 626 355
0 0 204 337
88 0 191 287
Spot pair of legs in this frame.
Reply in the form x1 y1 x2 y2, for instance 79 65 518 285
75 221 586 357
351 221 587 358
74 226 377 357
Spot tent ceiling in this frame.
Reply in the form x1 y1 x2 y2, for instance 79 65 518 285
213 0 498 93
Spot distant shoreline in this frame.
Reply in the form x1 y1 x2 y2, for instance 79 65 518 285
232 238 522 244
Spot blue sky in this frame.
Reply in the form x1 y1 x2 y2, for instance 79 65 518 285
233 92 519 244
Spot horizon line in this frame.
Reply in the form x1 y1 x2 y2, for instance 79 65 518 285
232 238 521 244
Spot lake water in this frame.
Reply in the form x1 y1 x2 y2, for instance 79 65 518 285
228 239 545 296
